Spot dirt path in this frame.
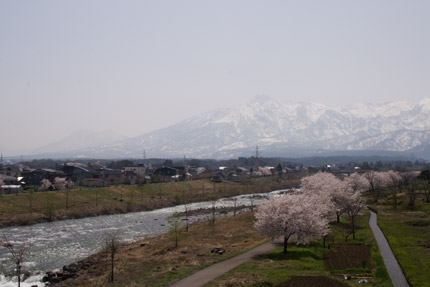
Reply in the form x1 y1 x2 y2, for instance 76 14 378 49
169 239 281 287
369 210 409 287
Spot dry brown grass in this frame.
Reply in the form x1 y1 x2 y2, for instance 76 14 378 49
51 211 265 287
0 176 300 228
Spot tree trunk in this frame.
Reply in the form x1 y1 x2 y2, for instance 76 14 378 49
283 235 288 253
110 251 114 282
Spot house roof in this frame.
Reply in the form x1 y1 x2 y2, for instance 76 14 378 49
0 174 18 181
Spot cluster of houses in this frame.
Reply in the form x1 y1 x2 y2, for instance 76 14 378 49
0 161 297 195
0 163 211 194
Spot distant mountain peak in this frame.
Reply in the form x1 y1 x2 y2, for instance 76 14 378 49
26 98 430 160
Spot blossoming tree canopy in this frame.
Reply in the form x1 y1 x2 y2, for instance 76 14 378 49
254 193 330 253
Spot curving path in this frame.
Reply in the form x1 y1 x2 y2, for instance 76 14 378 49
169 239 281 287
369 210 409 287
171 211 409 287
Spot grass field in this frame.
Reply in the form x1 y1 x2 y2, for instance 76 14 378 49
204 211 391 287
0 175 300 227
373 199 430 287
36 203 393 287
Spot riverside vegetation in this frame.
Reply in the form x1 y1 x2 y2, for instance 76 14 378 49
0 175 299 228
46 210 390 287
2 170 430 286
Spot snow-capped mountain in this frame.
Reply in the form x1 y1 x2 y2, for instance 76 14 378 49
28 97 430 159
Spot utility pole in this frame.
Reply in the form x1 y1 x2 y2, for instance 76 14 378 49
255 145 260 168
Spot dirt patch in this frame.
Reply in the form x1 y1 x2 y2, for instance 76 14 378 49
276 276 349 287
407 220 430 227
324 244 374 271
418 240 430 248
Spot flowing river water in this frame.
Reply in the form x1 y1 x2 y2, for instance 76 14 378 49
0 190 286 287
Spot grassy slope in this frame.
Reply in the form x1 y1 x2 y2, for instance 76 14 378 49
375 201 430 287
204 211 391 287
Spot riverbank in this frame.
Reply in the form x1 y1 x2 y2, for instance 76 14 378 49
0 176 299 228
47 211 265 287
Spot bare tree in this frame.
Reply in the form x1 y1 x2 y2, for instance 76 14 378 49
233 196 238 216
249 195 255 212
104 234 120 282
64 179 74 211
0 236 30 287
168 212 183 248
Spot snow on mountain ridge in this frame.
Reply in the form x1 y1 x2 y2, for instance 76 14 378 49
27 97 430 159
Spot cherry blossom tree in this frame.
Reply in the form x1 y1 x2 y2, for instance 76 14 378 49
363 170 389 203
418 170 430 203
254 193 330 253
385 170 403 209
344 173 369 192
301 172 345 222
39 179 52 191
401 171 420 208
342 189 367 239
53 177 66 190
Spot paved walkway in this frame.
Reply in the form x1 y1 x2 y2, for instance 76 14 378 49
171 212 409 287
169 239 281 287
369 210 409 287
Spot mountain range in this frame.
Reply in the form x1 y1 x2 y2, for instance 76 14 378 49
26 96 430 160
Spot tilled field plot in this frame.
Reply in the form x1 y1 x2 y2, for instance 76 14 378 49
276 276 349 287
324 244 374 270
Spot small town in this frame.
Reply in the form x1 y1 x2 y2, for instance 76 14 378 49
2 1 430 287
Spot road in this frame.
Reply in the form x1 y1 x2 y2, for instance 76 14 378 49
369 210 409 287
169 239 281 287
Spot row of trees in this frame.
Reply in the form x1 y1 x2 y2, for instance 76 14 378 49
255 172 367 252
255 169 430 253
362 170 427 208
39 177 74 191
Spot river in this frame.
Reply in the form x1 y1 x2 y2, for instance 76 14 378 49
0 190 286 287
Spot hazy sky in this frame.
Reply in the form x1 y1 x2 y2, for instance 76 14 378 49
1 0 429 155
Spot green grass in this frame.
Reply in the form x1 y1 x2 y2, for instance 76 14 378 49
204 211 391 287
374 201 430 287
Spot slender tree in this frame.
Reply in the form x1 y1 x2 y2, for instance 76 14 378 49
104 234 119 282
168 212 183 248
343 189 367 239
0 236 30 287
